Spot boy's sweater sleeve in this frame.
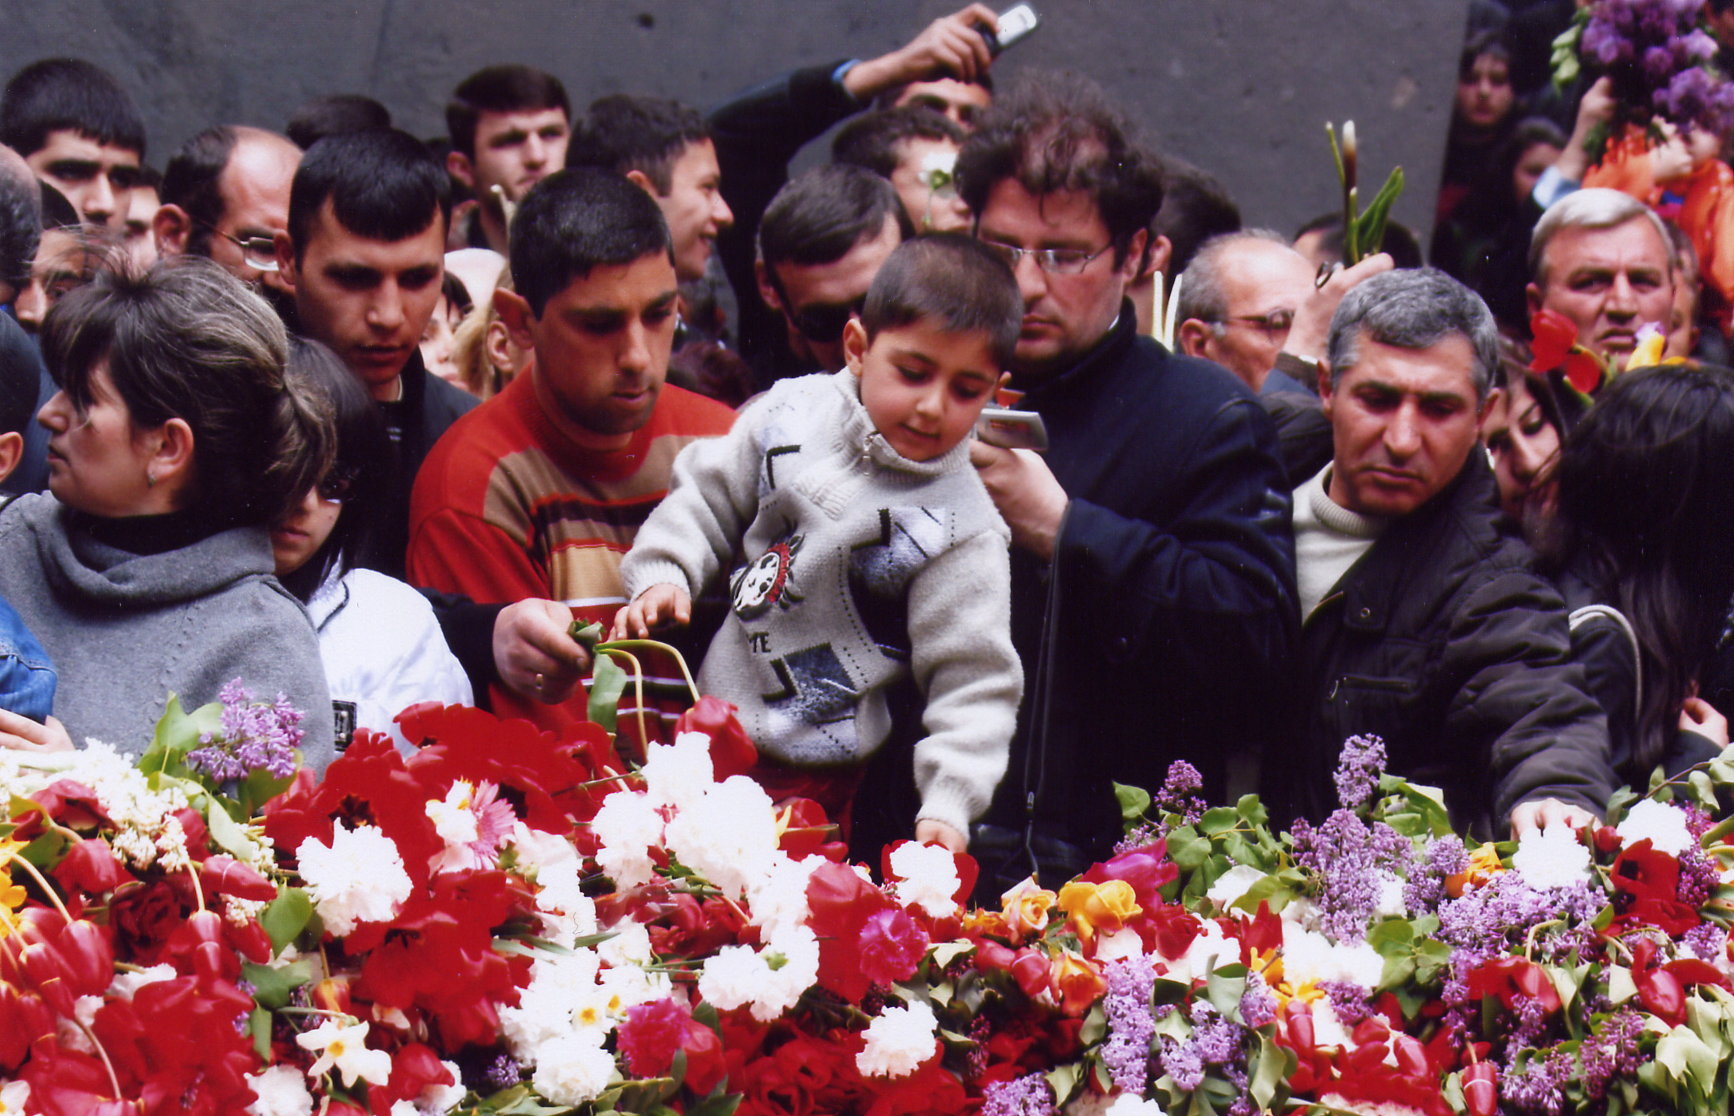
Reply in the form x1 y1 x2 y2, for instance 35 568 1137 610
621 412 765 602
905 527 1023 835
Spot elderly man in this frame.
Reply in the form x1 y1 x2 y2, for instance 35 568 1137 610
154 125 302 304
1527 187 1677 362
1293 267 1615 835
1176 230 1317 393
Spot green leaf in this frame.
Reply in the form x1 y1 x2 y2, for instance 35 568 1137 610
138 694 223 782
683 1094 741 1116
1204 970 1247 1018
1353 166 1405 265
1116 781 1152 824
201 791 261 861
1199 807 1239 836
929 940 973 969
242 958 313 1009
1167 832 1210 872
589 651 628 733
1235 794 1269 828
248 1006 272 1061
261 886 315 953
1248 1032 1293 1111
1044 1062 1081 1106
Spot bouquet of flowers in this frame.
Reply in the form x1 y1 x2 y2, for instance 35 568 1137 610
4 673 1734 1116
1553 0 1734 162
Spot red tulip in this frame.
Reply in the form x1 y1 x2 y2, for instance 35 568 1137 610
673 695 759 779
1462 1062 1498 1116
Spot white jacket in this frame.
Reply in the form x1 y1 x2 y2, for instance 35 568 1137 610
309 567 473 752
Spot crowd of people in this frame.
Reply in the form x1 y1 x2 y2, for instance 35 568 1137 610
2 1 1733 893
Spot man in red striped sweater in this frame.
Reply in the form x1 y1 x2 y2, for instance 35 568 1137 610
408 169 735 739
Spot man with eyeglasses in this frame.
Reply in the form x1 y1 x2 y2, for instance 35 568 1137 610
154 125 301 312
753 164 909 383
953 72 1298 893
1175 231 1316 394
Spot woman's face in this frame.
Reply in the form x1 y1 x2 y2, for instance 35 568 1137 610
421 295 463 388
270 474 346 579
1512 141 1562 204
1457 52 1514 130
37 363 167 517
1483 375 1561 527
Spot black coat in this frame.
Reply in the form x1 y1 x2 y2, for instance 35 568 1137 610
1294 457 1616 834
978 309 1299 875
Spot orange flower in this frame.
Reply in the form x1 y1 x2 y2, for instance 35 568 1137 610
1057 879 1140 945
1051 951 1107 1016
1447 844 1506 897
1000 876 1058 943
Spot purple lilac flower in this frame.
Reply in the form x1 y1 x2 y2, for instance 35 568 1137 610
1682 803 1715 840
1437 874 1602 1007
1332 735 1385 813
1152 760 1207 826
1102 955 1159 1092
1158 1003 1245 1096
1289 810 1413 942
1158 1036 1204 1093
1684 921 1727 963
1239 971 1277 1029
485 1052 523 1090
1677 843 1720 907
1404 833 1468 914
186 679 304 782
982 1073 1055 1116
1321 980 1373 1026
1500 1046 1574 1116
1578 1008 1645 1100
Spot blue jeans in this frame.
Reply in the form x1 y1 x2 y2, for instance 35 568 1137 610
0 596 55 722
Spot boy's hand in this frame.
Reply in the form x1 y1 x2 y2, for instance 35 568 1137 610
0 709 74 753
610 583 693 641
915 818 968 854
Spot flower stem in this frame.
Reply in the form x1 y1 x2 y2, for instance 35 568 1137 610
595 638 701 705
2 848 73 925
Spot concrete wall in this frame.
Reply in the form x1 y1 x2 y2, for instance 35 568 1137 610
2 0 1469 241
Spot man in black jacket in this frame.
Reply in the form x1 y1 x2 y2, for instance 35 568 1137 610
955 72 1299 890
1292 267 1616 835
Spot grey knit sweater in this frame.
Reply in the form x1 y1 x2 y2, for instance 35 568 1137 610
0 495 335 768
622 370 1021 834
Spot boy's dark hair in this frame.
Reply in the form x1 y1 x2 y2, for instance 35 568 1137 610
0 322 38 438
287 128 450 262
285 94 392 150
831 107 964 179
566 94 709 194
509 169 671 317
446 65 570 158
161 125 239 257
759 164 912 271
956 70 1163 266
0 58 146 159
279 335 392 601
862 233 1022 368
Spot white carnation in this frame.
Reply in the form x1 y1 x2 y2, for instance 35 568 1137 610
856 1000 939 1078
597 919 653 968
246 1065 314 1116
889 841 962 918
1617 799 1694 857
642 732 716 811
511 821 580 873
296 822 413 937
501 949 603 1057
1281 922 1383 990
591 791 664 890
746 854 824 938
1512 825 1593 890
664 776 780 897
1169 918 1237 982
697 925 818 1022
530 1033 617 1106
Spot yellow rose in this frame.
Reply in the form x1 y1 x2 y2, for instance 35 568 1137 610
1057 879 1141 944
1000 876 1058 942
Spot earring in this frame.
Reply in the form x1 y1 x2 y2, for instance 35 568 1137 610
145 470 156 489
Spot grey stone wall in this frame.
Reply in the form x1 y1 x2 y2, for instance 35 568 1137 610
2 0 1468 240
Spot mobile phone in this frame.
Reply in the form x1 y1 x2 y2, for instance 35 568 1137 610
976 407 1049 452
982 3 1039 55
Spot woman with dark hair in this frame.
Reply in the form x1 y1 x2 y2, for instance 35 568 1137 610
1545 363 1734 785
0 256 336 762
273 338 470 751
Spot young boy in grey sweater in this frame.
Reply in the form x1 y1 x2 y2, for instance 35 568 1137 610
614 235 1024 852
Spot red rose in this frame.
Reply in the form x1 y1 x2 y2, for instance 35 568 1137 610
108 880 184 956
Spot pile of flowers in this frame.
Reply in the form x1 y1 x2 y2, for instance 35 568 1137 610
1553 0 1734 161
3 681 1734 1116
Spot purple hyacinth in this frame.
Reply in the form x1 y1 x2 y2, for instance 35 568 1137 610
1333 734 1385 813
982 1073 1055 1116
185 679 304 782
1102 956 1159 1093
